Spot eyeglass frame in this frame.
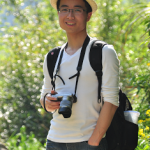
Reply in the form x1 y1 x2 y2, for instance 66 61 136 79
58 7 87 15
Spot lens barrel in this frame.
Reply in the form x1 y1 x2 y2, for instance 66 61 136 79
58 107 72 118
59 95 73 118
52 94 74 118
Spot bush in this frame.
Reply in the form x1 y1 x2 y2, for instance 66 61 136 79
0 0 149 147
136 109 150 150
6 126 45 150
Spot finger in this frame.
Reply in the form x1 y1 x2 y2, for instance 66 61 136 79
45 99 60 111
46 103 60 109
46 99 60 107
51 90 58 95
46 94 57 100
47 106 59 112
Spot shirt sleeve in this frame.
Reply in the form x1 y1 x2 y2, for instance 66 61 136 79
101 45 120 106
40 54 53 99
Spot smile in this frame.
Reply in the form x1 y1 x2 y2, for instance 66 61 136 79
66 22 75 26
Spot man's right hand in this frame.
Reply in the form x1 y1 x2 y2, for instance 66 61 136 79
40 90 60 112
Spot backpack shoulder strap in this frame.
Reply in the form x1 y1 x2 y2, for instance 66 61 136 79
47 46 61 80
89 40 107 103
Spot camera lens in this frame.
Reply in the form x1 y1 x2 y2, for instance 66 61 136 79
58 95 74 118
59 107 72 118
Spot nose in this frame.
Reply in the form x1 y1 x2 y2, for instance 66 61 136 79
67 10 75 19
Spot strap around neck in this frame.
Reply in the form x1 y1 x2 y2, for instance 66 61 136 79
69 35 90 99
52 35 90 102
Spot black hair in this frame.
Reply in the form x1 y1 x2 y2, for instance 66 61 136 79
83 0 92 13
56 0 60 10
56 0 92 13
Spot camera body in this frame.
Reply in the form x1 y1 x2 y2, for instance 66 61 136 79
52 94 76 118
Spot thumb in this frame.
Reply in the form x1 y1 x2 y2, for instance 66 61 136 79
51 90 57 95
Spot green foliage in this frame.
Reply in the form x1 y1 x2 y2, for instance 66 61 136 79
135 109 150 150
0 0 58 143
6 126 45 150
0 0 150 148
115 3 150 91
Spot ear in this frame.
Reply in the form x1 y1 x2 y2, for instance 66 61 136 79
86 12 92 22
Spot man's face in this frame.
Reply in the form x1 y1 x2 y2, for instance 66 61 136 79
58 0 92 34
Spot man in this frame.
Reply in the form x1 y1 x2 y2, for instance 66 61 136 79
40 0 119 149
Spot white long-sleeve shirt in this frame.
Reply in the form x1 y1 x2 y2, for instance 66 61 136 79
40 37 120 143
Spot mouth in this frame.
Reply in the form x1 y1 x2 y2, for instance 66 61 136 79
66 22 75 26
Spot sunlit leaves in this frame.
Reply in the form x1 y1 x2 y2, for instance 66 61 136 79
0 0 55 143
0 0 150 146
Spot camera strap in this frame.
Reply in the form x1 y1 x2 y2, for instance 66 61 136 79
69 35 90 101
52 35 90 102
52 49 65 91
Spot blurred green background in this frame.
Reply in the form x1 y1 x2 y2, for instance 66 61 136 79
0 0 150 149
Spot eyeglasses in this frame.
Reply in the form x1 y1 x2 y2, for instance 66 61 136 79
58 8 86 15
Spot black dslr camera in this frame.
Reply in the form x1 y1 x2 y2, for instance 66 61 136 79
51 94 77 118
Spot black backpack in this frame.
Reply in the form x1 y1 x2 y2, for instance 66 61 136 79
45 37 138 150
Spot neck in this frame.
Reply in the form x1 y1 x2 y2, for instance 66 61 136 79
65 31 88 55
